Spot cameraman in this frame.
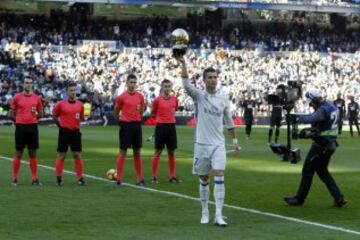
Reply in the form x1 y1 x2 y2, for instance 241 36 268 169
284 89 346 207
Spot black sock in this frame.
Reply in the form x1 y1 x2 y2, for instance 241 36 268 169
268 129 273 142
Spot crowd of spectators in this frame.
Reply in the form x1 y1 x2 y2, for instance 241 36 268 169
0 13 359 122
0 41 359 120
0 11 359 53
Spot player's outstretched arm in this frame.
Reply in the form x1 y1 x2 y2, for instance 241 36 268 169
176 56 200 100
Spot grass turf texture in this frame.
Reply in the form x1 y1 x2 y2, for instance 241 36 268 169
0 125 359 240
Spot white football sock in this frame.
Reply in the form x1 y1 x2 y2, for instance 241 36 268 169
199 178 209 214
214 176 225 217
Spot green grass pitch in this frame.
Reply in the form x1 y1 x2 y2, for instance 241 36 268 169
0 125 359 240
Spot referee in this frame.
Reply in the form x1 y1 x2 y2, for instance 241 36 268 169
114 74 146 186
9 76 43 186
52 82 85 186
150 79 181 184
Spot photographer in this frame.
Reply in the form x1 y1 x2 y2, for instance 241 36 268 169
284 89 346 207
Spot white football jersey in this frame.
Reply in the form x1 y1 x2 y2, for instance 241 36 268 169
182 78 234 146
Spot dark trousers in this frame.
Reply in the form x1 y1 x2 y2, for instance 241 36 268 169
337 117 343 135
349 117 360 136
296 142 342 202
244 115 253 136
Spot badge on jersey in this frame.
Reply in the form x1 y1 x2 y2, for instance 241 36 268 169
136 104 141 111
75 113 80 119
32 106 36 113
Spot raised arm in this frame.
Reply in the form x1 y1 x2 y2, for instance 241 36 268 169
177 57 201 100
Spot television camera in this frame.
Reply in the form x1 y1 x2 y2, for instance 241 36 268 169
268 81 303 164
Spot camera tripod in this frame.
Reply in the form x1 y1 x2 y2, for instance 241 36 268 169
270 105 301 164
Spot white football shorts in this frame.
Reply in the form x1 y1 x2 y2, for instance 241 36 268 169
192 143 226 175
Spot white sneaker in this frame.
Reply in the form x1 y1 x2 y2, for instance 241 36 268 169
214 215 228 227
200 211 209 224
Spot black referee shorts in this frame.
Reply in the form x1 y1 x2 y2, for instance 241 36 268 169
57 127 82 152
155 123 177 150
270 114 282 127
15 124 39 150
119 121 142 150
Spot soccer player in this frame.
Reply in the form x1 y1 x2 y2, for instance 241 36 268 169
150 79 180 184
177 57 240 227
348 95 359 137
9 76 43 186
333 93 346 136
52 81 85 186
241 93 256 140
268 85 285 144
114 74 146 186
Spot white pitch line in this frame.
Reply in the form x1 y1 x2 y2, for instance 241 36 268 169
0 155 359 236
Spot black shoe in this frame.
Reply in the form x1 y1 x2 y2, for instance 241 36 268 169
169 177 182 184
151 177 159 184
115 180 122 187
32 179 42 186
284 196 303 206
77 177 86 186
136 180 145 186
334 196 347 208
56 176 63 186
12 179 18 186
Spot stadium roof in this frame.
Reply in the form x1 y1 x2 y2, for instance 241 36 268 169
16 0 360 14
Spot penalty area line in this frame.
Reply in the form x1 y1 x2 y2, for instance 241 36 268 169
0 155 359 236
